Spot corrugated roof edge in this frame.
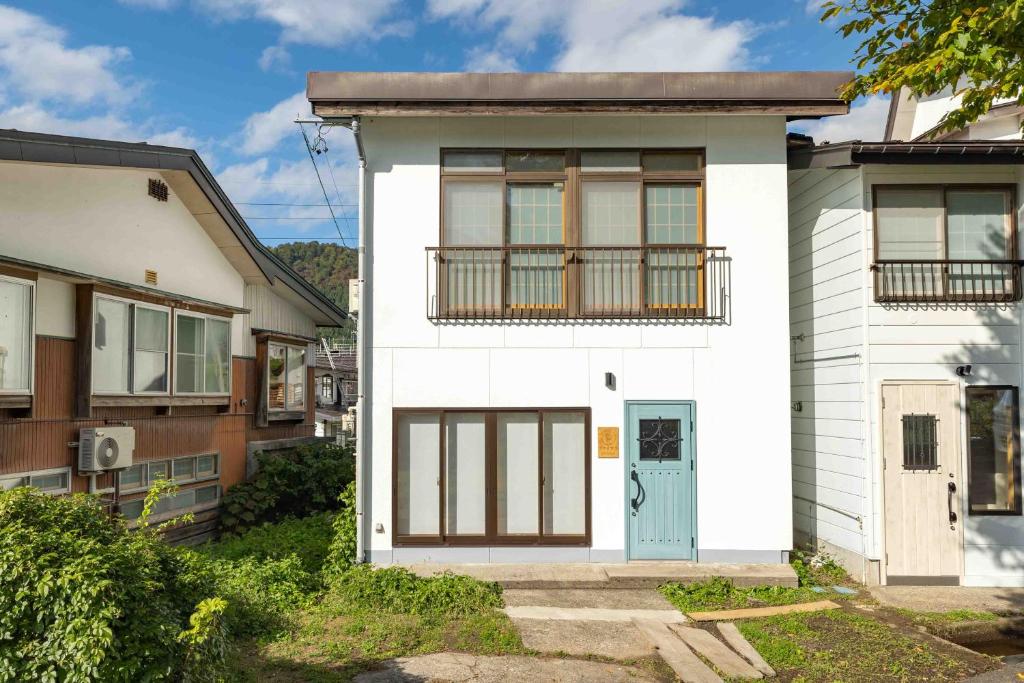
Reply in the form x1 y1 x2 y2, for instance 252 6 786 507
0 129 347 326
788 138 1024 169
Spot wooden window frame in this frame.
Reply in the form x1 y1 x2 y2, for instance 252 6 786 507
439 149 706 319
0 271 36 401
266 340 307 415
966 385 1022 517
392 407 592 547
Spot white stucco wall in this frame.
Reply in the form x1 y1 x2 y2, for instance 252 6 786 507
362 115 794 563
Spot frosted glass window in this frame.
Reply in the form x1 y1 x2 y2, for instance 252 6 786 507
947 190 1011 259
204 319 231 395
645 185 698 244
582 182 640 246
173 457 195 481
445 413 487 535
442 151 502 173
582 182 641 313
0 278 32 392
133 307 169 393
497 413 539 535
643 152 701 172
506 151 564 172
197 454 217 478
396 413 441 536
875 188 944 259
581 151 640 173
543 412 586 536
507 184 563 245
93 298 130 393
195 485 219 505
444 182 503 245
175 315 205 393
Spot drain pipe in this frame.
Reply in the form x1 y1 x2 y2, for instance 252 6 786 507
349 117 367 564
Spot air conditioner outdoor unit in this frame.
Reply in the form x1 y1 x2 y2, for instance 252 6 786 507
79 427 135 473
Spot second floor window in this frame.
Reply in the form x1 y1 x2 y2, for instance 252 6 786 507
0 275 33 394
873 185 1017 302
268 342 306 411
174 312 231 395
94 296 170 394
437 149 707 319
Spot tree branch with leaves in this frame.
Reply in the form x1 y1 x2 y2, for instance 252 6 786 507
823 0 1024 135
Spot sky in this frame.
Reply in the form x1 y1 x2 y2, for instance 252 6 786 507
0 0 889 247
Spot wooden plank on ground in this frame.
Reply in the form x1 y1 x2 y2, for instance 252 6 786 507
668 624 763 679
687 600 840 622
632 619 722 683
717 623 776 678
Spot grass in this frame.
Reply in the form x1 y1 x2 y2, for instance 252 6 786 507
736 609 991 682
894 608 1001 630
660 577 839 612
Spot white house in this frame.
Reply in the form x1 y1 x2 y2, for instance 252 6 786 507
306 71 851 564
788 92 1024 587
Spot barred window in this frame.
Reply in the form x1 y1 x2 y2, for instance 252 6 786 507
902 414 938 471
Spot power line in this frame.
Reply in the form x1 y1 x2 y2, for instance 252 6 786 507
242 216 357 220
258 236 352 240
299 122 352 247
236 201 356 207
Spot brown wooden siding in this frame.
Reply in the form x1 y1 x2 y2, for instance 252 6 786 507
0 338 315 494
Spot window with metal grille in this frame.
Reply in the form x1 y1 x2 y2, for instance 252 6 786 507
638 418 681 461
902 414 938 470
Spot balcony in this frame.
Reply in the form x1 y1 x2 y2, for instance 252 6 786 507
426 246 729 321
872 260 1023 303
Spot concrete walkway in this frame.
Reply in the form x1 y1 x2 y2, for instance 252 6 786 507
411 561 797 589
353 653 660 682
869 586 1024 614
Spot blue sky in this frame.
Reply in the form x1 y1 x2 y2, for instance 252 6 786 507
0 0 888 246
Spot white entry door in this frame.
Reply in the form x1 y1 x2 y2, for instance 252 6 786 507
882 382 964 585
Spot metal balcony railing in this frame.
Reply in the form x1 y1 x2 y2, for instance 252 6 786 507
426 245 729 320
872 260 1023 303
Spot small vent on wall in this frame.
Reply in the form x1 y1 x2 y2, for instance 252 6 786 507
145 270 158 285
148 178 169 202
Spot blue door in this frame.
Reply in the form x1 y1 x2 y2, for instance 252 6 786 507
626 402 695 560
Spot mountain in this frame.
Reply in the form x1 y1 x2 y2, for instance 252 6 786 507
270 241 357 340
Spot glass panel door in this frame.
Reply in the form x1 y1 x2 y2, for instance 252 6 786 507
396 413 441 537
497 412 539 536
445 413 487 536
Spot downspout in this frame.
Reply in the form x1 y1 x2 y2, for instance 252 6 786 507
350 117 367 564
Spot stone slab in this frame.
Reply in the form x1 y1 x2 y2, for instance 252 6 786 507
354 653 660 682
506 606 686 623
503 588 676 609
717 622 776 677
410 562 609 588
633 619 723 683
868 586 1024 615
513 617 656 659
688 600 840 622
669 624 763 679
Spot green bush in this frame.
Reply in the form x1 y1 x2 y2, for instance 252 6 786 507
206 555 320 638
328 565 503 617
324 481 357 578
221 442 354 535
201 512 334 573
0 488 220 682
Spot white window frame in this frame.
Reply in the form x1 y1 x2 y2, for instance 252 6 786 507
267 341 307 412
0 274 36 396
0 466 72 495
92 293 171 397
172 310 232 396
117 453 220 494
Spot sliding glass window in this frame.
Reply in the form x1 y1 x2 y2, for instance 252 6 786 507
393 408 590 545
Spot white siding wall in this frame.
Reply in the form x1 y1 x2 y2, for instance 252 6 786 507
863 164 1024 585
788 168 871 560
363 115 794 563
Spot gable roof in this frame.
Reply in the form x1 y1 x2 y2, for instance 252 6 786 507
307 71 852 119
0 129 347 326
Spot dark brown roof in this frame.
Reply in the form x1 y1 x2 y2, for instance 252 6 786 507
307 71 852 119
788 138 1024 169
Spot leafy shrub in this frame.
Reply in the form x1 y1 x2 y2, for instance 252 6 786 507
206 555 320 638
324 481 357 578
0 488 220 682
177 597 228 682
328 565 503 617
201 512 334 573
221 442 354 535
790 549 847 587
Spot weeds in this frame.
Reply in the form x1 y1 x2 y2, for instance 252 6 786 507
659 576 845 612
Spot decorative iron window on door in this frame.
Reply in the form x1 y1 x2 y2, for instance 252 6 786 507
902 414 938 471
638 418 682 461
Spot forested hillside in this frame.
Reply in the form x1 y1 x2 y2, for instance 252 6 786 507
271 241 357 341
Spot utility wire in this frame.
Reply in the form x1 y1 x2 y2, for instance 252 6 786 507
299 123 352 246
237 201 357 207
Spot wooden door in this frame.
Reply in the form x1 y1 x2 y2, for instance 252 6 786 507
626 402 695 560
882 383 963 584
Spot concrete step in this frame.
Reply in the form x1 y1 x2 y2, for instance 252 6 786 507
669 624 763 679
505 605 685 623
633 619 723 683
503 588 676 609
513 618 656 659
410 561 798 589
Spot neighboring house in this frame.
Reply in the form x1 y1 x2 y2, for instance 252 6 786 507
887 86 1023 142
314 339 357 438
788 97 1024 586
306 71 851 564
0 130 347 542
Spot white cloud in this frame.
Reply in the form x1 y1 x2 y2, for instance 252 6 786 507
428 0 758 72
194 0 410 47
117 0 180 8
464 47 519 72
258 44 291 72
0 5 135 106
238 91 311 156
791 95 890 144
